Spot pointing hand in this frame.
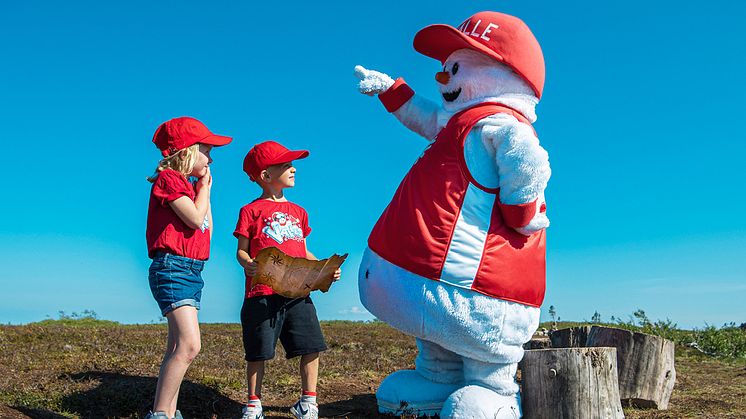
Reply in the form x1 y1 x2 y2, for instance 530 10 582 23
354 65 394 96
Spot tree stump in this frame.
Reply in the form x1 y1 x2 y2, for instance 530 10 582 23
549 326 591 348
524 336 551 350
586 326 676 409
520 348 624 419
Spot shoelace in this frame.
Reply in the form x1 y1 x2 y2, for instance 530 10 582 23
293 401 318 419
242 405 262 419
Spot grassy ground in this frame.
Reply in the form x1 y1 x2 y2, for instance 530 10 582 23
0 320 744 418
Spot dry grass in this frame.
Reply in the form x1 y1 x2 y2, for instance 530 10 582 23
0 320 744 418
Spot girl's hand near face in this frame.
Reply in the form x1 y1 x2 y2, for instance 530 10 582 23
173 167 210 230
197 167 212 192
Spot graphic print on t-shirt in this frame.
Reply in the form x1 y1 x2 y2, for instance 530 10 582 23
262 211 304 244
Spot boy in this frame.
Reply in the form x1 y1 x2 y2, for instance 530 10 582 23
233 140 340 419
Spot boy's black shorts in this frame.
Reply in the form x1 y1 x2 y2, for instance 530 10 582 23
240 294 327 361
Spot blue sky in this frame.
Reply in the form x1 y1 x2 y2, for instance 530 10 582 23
1 1 744 329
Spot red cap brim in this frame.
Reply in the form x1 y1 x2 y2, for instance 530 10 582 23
200 134 233 147
414 23 542 98
414 24 505 65
268 150 309 166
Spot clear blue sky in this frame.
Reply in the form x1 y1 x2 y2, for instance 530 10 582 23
1 2 744 329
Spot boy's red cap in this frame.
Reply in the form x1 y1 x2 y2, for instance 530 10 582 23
243 141 309 181
153 117 233 157
413 11 545 98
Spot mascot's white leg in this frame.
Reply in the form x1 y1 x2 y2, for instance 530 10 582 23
415 338 463 384
376 339 464 416
440 359 521 419
359 247 539 418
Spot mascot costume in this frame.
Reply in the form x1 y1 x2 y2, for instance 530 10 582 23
354 11 551 419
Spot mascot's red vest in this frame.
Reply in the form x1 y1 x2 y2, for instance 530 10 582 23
368 103 546 307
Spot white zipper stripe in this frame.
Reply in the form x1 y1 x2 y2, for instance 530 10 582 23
440 183 493 287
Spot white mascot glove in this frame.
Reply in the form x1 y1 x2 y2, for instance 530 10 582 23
354 65 395 96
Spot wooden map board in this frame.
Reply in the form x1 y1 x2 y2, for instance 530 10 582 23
252 247 348 298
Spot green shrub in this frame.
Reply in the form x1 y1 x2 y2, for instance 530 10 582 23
692 323 746 359
543 307 746 359
31 310 119 327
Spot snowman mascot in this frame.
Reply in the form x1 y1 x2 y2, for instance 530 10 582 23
354 11 551 419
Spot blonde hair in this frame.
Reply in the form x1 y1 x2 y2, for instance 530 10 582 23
147 144 200 182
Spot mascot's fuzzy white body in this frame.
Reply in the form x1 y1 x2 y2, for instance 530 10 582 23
355 11 551 419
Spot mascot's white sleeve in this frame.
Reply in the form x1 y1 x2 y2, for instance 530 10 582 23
481 119 551 236
379 78 440 141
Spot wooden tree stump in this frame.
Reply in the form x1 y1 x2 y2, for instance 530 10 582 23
549 326 591 348
520 348 624 419
586 326 676 409
524 336 551 350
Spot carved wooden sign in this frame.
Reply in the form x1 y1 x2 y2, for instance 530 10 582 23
252 247 348 298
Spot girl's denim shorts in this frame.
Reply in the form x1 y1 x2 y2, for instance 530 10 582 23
149 252 205 316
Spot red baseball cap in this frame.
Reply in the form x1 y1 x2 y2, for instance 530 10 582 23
243 140 309 181
152 117 233 157
413 11 545 98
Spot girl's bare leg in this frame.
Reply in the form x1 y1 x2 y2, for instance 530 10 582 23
153 306 201 417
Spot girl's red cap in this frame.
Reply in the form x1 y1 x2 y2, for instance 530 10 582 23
153 117 232 157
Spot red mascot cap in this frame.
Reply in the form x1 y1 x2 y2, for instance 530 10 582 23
413 11 545 98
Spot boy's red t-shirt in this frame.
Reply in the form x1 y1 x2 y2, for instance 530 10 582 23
233 199 311 298
146 169 210 260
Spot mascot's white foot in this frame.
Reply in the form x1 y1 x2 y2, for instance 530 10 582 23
440 385 521 419
376 370 461 417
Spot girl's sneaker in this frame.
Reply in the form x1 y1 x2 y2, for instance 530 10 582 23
290 399 318 419
173 410 183 419
241 403 264 419
144 412 170 419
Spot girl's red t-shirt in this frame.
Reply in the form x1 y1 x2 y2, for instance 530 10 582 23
233 199 311 298
146 170 210 260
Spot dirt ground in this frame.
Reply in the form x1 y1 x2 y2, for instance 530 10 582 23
0 321 744 418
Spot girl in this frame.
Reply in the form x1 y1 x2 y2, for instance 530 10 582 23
145 117 232 419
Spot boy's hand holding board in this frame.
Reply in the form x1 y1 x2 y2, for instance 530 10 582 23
252 247 347 298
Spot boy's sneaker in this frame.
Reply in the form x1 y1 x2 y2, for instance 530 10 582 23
173 410 183 419
290 399 318 419
144 412 170 419
241 403 264 419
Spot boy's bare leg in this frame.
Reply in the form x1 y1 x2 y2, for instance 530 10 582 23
247 360 266 397
300 352 319 393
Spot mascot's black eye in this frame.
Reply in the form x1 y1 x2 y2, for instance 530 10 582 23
452 62 459 75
